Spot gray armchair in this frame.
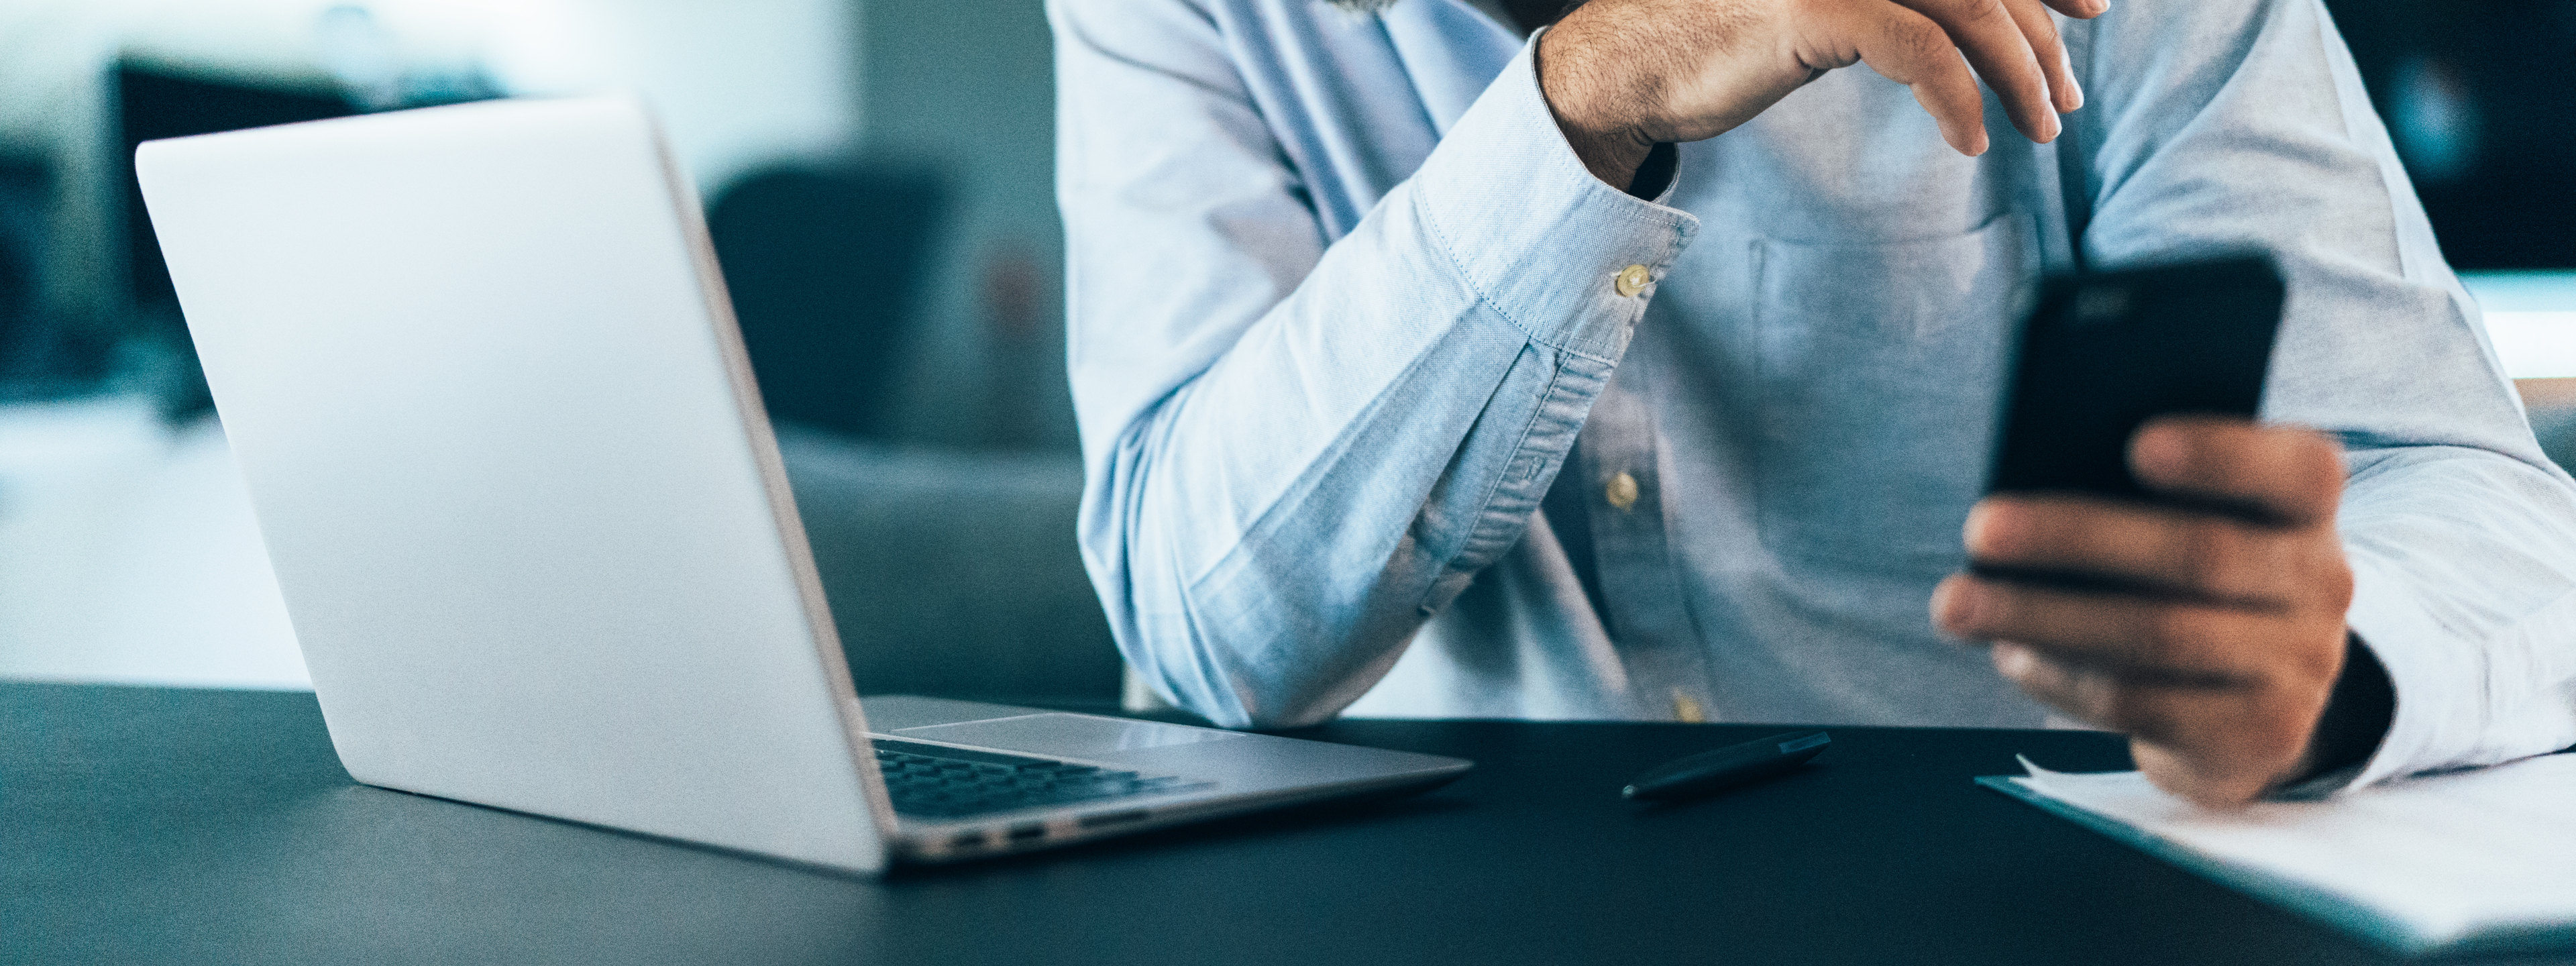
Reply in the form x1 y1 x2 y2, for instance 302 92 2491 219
777 428 1121 707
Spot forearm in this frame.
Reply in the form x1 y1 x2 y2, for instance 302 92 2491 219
1098 298 1606 727
1069 38 1695 727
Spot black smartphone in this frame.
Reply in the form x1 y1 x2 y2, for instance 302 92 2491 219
1988 255 2287 504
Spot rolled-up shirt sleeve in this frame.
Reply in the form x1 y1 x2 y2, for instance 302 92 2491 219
2072 0 2576 787
1051 0 1694 727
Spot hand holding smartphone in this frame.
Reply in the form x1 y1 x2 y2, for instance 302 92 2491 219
1957 256 2377 807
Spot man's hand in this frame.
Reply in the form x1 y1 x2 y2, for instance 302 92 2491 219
1538 0 2103 187
1931 417 2357 807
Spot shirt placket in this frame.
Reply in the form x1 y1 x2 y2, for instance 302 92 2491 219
1578 358 1716 722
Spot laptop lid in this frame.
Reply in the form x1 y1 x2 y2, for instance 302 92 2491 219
136 97 896 874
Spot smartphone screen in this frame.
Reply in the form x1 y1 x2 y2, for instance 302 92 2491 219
1987 255 2286 503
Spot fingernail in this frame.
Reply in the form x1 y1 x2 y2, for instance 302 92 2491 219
2065 73 2084 112
1933 580 1982 631
1964 501 2008 555
1993 642 2035 678
2132 422 2188 477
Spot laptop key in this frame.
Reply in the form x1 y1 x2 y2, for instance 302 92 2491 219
869 739 1203 820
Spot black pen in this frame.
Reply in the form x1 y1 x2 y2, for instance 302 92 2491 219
1623 731 1830 802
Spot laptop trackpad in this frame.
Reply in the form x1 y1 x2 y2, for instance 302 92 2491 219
893 713 1245 761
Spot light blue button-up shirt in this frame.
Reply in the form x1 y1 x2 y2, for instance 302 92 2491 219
1051 0 2576 787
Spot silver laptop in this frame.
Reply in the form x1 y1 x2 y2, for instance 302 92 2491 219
135 95 1467 875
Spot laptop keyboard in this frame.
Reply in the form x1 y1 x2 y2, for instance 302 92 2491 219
871 739 1212 820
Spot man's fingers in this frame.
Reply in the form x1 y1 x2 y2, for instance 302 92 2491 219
2130 417 2345 527
1994 642 2322 807
1884 0 2057 143
1990 641 2203 740
1933 574 2284 682
2000 0 2080 112
1988 646 2339 814
2036 0 2106 20
1957 415 2354 812
1839 3 1992 154
1965 495 2307 606
1989 642 2279 740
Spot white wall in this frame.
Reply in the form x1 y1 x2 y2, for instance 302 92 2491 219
0 0 857 188
0 0 861 326
0 401 308 688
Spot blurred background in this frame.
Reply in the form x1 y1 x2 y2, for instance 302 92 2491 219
0 0 1114 706
0 0 2569 708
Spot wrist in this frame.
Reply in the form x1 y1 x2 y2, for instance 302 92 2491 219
2276 633 2396 793
1535 25 1658 191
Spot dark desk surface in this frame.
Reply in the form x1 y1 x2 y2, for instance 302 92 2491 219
5 682 2562 966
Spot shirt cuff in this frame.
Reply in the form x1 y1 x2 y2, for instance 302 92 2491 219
1407 32 1699 362
2340 553 2485 789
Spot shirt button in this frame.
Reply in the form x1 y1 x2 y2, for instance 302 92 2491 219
1614 264 1650 297
1671 689 1705 724
1605 471 1639 511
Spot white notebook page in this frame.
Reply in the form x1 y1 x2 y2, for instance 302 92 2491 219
1999 754 2576 951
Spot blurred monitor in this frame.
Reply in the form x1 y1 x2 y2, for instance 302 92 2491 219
119 64 356 313
707 166 945 439
113 64 356 420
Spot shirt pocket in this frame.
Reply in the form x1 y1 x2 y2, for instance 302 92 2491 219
1752 213 2035 574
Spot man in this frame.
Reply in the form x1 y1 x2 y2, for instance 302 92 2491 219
1051 0 2576 805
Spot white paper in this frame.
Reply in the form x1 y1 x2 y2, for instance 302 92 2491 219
2010 754 2576 945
